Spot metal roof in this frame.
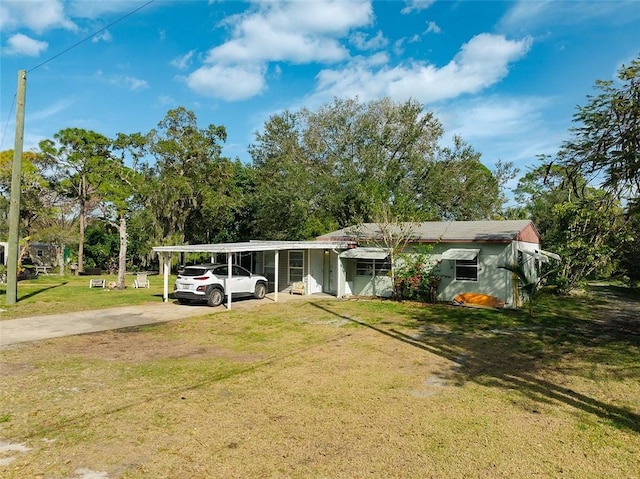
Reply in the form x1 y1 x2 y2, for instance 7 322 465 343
339 247 390 260
152 240 354 254
317 220 537 243
441 248 480 260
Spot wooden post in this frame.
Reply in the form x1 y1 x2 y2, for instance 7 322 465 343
5 70 27 305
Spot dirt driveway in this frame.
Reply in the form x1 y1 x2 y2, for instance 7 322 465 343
0 293 320 347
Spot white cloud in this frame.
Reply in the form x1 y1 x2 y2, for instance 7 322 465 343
186 0 374 101
401 0 435 15
29 99 73 121
209 0 373 63
350 31 387 51
0 0 76 33
171 50 196 70
120 76 149 90
3 33 48 56
366 52 390 66
186 64 267 101
91 30 112 43
437 96 567 169
426 21 441 34
157 95 178 108
310 34 532 105
96 70 149 91
498 0 640 34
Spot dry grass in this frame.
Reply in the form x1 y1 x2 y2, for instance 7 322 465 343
0 292 639 478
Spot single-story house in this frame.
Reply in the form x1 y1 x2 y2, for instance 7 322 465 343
153 220 557 310
317 220 559 307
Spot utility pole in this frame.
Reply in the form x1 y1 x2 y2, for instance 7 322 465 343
6 70 27 305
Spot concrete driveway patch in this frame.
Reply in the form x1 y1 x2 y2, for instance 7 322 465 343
0 302 215 348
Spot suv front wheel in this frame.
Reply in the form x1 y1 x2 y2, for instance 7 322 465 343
254 282 267 300
207 288 224 307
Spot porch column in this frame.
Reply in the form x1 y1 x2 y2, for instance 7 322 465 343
227 252 232 310
274 250 279 302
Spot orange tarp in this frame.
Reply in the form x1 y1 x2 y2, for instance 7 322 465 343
452 292 505 310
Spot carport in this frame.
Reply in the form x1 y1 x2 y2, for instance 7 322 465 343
152 240 354 310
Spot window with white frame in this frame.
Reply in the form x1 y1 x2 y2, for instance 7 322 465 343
289 251 304 283
356 258 391 276
455 258 478 281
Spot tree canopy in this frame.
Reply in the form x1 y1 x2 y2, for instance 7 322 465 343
249 97 505 240
558 54 639 202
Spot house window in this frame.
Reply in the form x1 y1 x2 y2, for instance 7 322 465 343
289 251 304 283
36 249 44 257
455 258 478 281
356 258 391 276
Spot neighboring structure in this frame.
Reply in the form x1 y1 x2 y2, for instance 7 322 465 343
28 242 57 267
153 220 557 309
0 241 7 266
0 241 57 268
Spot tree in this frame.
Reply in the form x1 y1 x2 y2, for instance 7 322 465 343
29 189 79 275
498 263 544 318
249 110 337 240
514 164 624 292
142 107 240 248
39 129 112 273
250 97 504 240
303 97 444 225
558 55 639 201
616 202 640 286
529 57 640 290
0 150 50 239
427 136 505 220
106 132 150 288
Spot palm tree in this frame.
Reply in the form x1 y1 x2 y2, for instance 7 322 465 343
498 263 540 318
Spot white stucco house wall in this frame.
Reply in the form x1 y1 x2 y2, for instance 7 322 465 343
318 220 558 308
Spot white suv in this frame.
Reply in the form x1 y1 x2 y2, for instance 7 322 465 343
174 264 268 307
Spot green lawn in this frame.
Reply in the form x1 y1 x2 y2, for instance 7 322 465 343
0 285 638 478
0 273 172 319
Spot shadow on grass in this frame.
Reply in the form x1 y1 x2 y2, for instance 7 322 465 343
311 294 640 434
0 281 69 301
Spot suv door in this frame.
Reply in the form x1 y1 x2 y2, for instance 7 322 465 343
232 265 253 294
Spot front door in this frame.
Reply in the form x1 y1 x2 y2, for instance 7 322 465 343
323 250 336 294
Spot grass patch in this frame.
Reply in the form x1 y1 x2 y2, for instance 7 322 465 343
0 274 171 319
0 292 638 478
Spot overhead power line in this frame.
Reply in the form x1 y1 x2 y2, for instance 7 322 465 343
0 94 17 149
28 0 156 73
1 1 156 149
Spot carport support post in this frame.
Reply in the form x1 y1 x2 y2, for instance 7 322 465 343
274 250 279 302
306 249 311 296
227 252 232 310
336 253 342 298
162 253 169 302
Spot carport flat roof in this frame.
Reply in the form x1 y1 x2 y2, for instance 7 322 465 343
152 240 355 254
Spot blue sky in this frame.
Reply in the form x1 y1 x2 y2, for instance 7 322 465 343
1 0 639 193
